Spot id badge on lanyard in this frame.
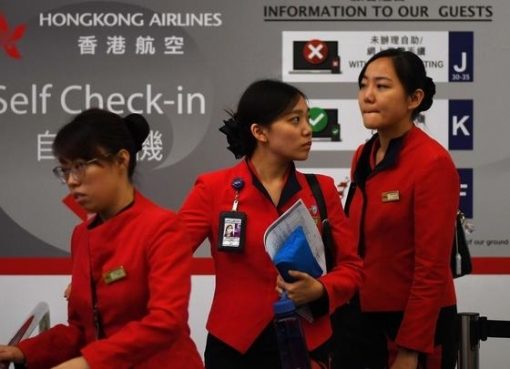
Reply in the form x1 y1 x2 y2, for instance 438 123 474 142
218 177 247 253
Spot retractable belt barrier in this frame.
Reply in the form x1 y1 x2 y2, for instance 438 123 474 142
458 312 510 369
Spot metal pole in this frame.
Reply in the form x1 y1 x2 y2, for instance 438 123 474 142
458 312 480 369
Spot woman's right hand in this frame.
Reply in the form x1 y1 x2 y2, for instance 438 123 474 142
0 345 25 364
390 348 418 369
64 283 72 300
276 270 325 305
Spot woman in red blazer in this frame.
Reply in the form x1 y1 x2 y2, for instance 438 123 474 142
340 49 459 369
0 109 203 369
179 79 363 369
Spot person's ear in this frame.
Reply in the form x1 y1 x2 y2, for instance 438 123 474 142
250 123 269 143
115 149 131 171
408 89 425 111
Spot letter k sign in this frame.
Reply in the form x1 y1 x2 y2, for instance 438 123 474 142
0 13 26 59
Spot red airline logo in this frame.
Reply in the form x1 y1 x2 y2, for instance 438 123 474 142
0 12 26 59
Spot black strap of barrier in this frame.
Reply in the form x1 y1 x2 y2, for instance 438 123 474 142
478 318 510 340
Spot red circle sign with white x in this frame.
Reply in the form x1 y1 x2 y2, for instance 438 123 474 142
303 39 329 65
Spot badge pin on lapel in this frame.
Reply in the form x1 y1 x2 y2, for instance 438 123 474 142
382 190 400 202
103 266 127 284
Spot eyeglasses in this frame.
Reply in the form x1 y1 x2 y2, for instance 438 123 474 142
52 158 102 184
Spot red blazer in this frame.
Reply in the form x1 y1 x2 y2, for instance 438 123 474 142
179 160 362 353
346 126 459 353
18 192 203 369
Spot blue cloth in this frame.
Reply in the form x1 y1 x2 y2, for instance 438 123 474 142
273 226 323 282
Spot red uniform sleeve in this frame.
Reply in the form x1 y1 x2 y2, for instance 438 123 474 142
179 176 213 252
317 176 364 312
17 324 84 369
395 154 459 353
80 215 194 369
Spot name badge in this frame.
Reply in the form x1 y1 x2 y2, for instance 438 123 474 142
103 266 127 284
218 211 247 253
382 190 400 202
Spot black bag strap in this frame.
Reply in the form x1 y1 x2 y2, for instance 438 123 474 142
304 173 334 271
343 181 357 216
305 174 328 222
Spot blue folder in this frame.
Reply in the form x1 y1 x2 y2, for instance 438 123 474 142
273 226 323 282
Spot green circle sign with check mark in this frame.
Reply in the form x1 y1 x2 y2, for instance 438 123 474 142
309 107 328 133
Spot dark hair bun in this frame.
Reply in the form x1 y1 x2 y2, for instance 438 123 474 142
124 114 150 152
219 115 249 159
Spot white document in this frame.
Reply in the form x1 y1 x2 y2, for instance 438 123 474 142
263 199 326 276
